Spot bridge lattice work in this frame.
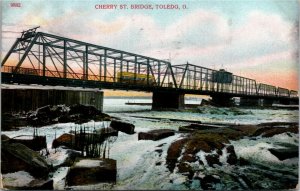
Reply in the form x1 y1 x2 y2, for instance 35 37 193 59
1 28 298 100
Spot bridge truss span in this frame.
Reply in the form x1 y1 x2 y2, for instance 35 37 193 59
1 29 298 102
2 30 177 89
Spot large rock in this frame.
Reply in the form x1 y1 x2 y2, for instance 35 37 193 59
46 148 81 168
261 127 298 137
27 179 53 190
27 105 56 126
166 138 188 172
167 133 229 172
199 175 221 190
1 134 10 141
110 120 135 134
1 143 50 178
96 127 118 138
179 123 221 132
226 145 238 165
52 133 75 149
8 135 47 151
27 104 111 126
205 154 221 167
66 158 116 186
138 129 175 141
268 143 298 160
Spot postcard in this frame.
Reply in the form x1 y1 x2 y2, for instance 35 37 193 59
1 0 299 190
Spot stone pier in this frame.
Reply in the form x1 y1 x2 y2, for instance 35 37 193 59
239 98 260 107
211 94 234 107
152 91 185 110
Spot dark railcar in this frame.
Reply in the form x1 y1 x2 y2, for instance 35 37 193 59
211 69 233 84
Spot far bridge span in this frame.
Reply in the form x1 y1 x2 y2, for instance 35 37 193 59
1 28 298 109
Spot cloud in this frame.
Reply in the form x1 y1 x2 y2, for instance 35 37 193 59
2 7 298 89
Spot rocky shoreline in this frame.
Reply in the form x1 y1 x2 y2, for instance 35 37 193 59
165 122 298 190
1 105 298 190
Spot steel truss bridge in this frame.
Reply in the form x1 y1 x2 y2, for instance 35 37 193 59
1 28 298 106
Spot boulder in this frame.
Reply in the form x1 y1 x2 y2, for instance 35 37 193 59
8 135 47 151
46 148 81 168
27 105 53 126
69 104 100 117
1 134 10 141
226 145 238 165
1 143 50 178
166 138 188 172
261 127 298 137
66 158 116 186
268 144 298 161
96 127 118 138
199 175 221 190
138 129 175 141
181 154 197 163
177 162 194 179
110 120 135 134
27 179 53 190
27 104 111 126
179 123 222 132
52 133 75 149
205 154 221 167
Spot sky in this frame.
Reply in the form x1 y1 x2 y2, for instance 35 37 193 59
1 0 299 90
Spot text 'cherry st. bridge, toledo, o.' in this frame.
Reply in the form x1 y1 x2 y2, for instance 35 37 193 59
1 28 298 109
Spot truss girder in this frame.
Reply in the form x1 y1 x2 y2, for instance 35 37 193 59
1 32 298 98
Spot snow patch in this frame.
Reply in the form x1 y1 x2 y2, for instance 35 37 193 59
2 171 35 188
74 159 103 168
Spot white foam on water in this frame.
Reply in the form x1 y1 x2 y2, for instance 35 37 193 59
231 133 298 167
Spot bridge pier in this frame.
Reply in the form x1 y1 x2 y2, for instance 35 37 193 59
152 91 185 110
239 98 260 107
261 98 274 107
278 98 291 105
211 95 234 107
289 99 299 105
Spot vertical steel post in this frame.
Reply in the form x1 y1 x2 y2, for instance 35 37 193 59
193 66 196 89
63 40 67 78
179 64 188 88
104 50 107 82
113 59 116 82
43 45 46 76
158 61 160 86
138 60 140 74
99 56 102 81
200 68 202 90
134 56 137 84
120 53 123 82
85 45 88 80
245 79 248 95
147 59 150 86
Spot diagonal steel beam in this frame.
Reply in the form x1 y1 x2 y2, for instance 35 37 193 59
13 34 40 73
2 38 21 66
